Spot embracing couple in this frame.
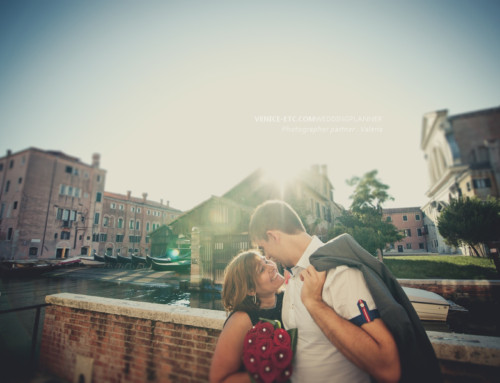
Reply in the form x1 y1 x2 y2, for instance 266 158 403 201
210 200 442 383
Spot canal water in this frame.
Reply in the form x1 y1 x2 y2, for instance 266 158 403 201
0 272 222 382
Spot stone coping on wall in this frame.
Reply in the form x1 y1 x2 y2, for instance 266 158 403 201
45 293 500 367
397 279 500 286
427 331 500 367
45 293 227 330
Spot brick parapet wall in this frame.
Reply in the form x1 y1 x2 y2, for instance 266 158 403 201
40 294 226 383
40 293 500 383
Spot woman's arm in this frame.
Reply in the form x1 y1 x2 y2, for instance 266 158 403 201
209 311 254 383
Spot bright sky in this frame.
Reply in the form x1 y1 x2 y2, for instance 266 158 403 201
1 0 499 211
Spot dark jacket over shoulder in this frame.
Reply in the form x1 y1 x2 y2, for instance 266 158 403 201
310 233 442 383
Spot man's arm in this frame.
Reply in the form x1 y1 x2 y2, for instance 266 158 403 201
300 265 401 383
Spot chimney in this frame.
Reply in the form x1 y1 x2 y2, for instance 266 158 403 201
142 192 148 202
160 199 163 205
7 149 12 156
167 200 170 207
92 153 100 168
127 190 132 200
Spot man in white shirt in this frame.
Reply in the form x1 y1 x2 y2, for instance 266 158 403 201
249 200 401 383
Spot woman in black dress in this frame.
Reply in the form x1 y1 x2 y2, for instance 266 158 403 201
210 250 285 383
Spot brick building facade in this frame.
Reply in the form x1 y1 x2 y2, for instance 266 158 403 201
96 191 182 257
0 148 105 259
383 207 429 253
0 148 182 260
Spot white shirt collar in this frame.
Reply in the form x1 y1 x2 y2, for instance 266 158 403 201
292 236 324 272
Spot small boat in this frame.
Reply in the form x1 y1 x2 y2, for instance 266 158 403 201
131 254 147 265
0 260 56 278
104 254 118 265
117 254 132 264
403 287 450 322
93 253 106 262
79 257 105 267
150 258 191 272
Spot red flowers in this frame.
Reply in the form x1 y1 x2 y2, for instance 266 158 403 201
243 319 297 383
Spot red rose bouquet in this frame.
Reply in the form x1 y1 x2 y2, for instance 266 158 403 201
242 319 298 383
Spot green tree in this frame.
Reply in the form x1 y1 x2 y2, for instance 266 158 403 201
329 170 403 259
437 197 500 273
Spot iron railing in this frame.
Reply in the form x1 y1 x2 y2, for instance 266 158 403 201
0 303 51 367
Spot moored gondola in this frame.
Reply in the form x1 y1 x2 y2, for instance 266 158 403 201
150 258 191 272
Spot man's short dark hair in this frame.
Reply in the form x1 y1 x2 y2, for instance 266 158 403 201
249 200 306 241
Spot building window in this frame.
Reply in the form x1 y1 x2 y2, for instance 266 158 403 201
68 186 73 196
0 163 3 171
406 243 412 249
137 208 141 213
18 177 22 184
0 203 5 218
9 160 14 169
65 166 73 174
403 215 408 221
131 207 135 213
5 180 10 193
417 228 422 237
467 182 471 191
118 218 123 229
119 204 124 210
473 178 492 189
116 234 124 242
13 201 18 210
146 222 150 232
405 229 412 237
147 210 151 215
386 216 392 222
129 235 141 243
96 192 102 202
97 175 101 182
7 228 14 240
110 203 116 209
29 247 38 256
103 216 109 227
94 213 100 225
415 214 420 221
129 220 134 229
136 220 140 230
419 243 424 249
59 184 66 195
99 233 107 242
61 231 71 240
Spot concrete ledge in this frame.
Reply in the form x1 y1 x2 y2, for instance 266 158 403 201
398 279 500 286
45 293 227 330
428 331 500 367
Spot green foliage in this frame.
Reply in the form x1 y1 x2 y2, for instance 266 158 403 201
437 197 500 256
347 169 393 213
329 170 403 256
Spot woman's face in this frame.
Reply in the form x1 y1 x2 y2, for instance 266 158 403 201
253 256 285 297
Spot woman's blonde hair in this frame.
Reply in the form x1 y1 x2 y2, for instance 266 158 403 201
221 250 262 312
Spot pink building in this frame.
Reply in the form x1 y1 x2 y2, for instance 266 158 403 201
382 207 428 253
0 148 105 259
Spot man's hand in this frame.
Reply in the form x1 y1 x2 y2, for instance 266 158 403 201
300 265 327 309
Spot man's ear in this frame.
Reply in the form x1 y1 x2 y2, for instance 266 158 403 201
266 230 280 243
